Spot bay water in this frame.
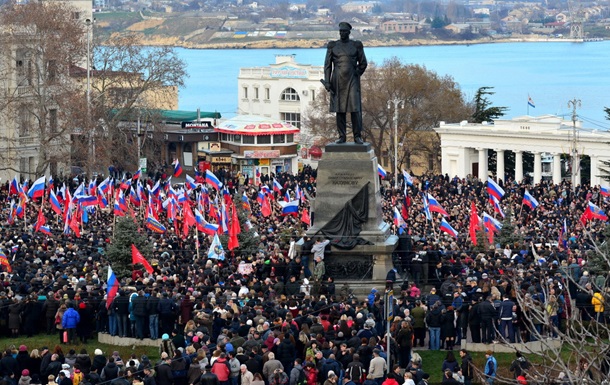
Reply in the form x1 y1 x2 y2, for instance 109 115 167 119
177 41 610 127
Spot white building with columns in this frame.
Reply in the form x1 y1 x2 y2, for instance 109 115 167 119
435 115 610 186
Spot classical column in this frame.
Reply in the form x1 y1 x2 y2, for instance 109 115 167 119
496 149 505 182
515 151 524 182
553 153 562 185
590 156 599 187
478 148 488 180
533 152 542 184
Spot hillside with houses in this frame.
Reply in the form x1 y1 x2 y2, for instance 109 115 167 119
93 0 610 47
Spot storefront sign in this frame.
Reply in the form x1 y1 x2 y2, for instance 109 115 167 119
244 150 281 159
259 159 270 166
212 156 232 163
182 121 212 129
271 159 284 166
269 66 308 79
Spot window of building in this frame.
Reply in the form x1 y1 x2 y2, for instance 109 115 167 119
254 87 259 99
221 133 229 141
280 88 300 101
428 153 435 171
243 135 255 144
233 134 241 143
287 134 294 143
273 134 285 144
281 112 301 128
257 135 271 144
311 89 315 101
49 109 57 133
47 60 57 83
18 107 29 137
72 11 81 20
242 86 248 99
265 87 270 100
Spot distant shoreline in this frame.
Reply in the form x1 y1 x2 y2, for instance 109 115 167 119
130 36 595 50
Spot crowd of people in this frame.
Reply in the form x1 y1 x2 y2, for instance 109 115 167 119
0 167 609 385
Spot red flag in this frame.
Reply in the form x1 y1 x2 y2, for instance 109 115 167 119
0 253 12 273
580 207 591 226
131 244 154 274
182 203 197 238
469 201 479 246
301 208 310 225
261 195 272 218
69 209 81 238
228 203 240 251
34 209 46 232
401 195 411 220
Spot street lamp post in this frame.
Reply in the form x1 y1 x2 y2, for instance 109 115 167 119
85 18 93 174
387 98 404 189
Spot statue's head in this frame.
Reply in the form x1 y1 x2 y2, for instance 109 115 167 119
339 22 352 41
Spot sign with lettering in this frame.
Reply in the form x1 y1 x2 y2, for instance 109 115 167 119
269 66 308 79
181 121 212 129
328 171 362 186
212 157 232 163
244 150 281 159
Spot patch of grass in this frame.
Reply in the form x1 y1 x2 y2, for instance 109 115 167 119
0 334 160 362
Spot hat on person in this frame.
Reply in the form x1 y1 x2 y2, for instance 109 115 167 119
486 350 493 355
422 374 430 380
482 273 488 279
62 364 70 370
22 370 30 377
95 349 103 355
19 345 27 352
162 333 170 340
338 22 352 30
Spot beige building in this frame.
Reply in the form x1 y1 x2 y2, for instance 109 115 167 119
380 20 419 34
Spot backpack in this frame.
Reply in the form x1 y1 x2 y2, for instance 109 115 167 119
296 368 307 385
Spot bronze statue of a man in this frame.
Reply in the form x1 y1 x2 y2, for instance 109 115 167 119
322 22 368 145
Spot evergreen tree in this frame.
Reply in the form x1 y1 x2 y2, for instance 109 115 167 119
106 217 151 279
472 227 488 252
496 211 523 248
588 223 610 274
471 86 508 123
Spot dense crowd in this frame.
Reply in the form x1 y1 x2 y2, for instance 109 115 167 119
0 168 609 385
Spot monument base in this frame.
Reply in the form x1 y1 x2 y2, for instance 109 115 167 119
297 235 398 281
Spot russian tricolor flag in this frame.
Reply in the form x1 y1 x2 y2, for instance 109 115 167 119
186 174 197 190
28 176 46 199
279 200 299 216
403 170 414 186
393 207 406 233
76 195 98 207
146 216 167 233
49 190 62 216
205 170 223 190
587 201 608 221
38 225 52 236
440 218 458 238
426 193 449 217
242 192 251 211
601 186 610 197
195 208 219 235
483 212 502 232
487 177 505 201
173 159 183 177
9 176 21 195
106 266 120 309
377 164 387 178
132 168 142 180
273 178 283 193
490 195 505 218
522 190 539 210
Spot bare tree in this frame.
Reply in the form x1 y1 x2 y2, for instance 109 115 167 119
470 236 610 385
0 1 88 178
80 33 188 173
304 57 470 173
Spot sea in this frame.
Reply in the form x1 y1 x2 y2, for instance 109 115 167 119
177 40 610 127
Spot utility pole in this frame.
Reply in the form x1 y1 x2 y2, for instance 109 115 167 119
568 98 581 190
387 98 404 189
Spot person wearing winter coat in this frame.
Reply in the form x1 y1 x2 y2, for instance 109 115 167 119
61 304 80 345
75 350 91 375
19 369 32 385
155 355 174 385
91 351 106 375
261 353 283 383
509 353 530 379
210 354 230 385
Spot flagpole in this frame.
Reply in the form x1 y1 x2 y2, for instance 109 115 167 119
195 226 200 260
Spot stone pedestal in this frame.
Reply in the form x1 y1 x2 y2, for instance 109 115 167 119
307 143 390 243
299 142 397 281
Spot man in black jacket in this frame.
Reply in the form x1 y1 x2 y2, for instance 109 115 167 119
147 291 161 340
459 349 473 385
158 293 177 336
113 291 130 338
478 296 498 344
131 291 148 340
198 365 219 385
